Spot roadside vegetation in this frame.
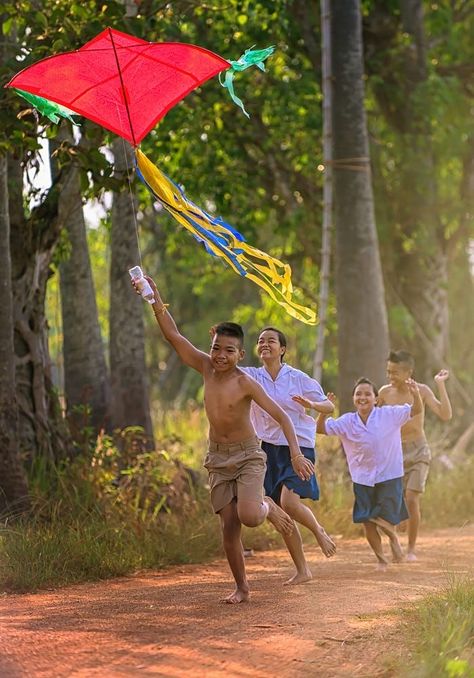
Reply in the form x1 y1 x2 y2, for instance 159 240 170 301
395 577 474 677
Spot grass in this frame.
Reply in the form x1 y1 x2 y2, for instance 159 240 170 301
0 499 222 592
395 577 474 677
0 411 473 592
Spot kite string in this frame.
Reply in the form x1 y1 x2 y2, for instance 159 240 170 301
120 134 143 268
113 99 142 267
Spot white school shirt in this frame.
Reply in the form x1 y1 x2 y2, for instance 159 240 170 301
243 364 328 448
324 404 411 486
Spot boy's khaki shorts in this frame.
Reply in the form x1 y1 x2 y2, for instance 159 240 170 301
203 436 267 513
403 439 431 494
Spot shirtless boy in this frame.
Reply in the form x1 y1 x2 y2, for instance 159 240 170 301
378 350 453 561
137 275 314 603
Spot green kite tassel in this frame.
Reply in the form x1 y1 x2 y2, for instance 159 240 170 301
14 89 80 125
220 45 275 117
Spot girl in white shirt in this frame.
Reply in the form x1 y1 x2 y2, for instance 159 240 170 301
244 327 336 585
302 377 422 569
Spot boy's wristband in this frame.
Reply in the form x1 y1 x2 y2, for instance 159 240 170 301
291 454 304 460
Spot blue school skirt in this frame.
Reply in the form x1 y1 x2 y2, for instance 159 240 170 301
353 477 409 525
261 441 320 503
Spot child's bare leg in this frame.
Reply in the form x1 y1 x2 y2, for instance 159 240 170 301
237 498 268 528
280 486 336 557
237 496 293 535
281 525 313 585
405 489 421 560
364 522 388 569
219 501 249 603
370 517 404 563
263 496 294 535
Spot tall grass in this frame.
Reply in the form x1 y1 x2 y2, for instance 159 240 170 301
397 577 474 677
0 426 221 592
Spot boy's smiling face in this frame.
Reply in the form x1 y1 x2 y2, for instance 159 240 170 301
210 334 244 371
353 383 377 415
386 361 412 387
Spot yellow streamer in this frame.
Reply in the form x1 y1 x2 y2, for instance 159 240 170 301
136 149 316 325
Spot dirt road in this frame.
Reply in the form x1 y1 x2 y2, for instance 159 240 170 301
1 526 473 677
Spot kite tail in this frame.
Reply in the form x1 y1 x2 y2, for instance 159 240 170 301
219 45 275 117
135 149 316 325
13 89 80 125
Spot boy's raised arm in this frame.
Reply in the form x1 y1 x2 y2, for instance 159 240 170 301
139 276 209 373
247 378 314 481
423 370 453 421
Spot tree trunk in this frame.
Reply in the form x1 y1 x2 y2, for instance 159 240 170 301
8 150 72 463
0 154 30 512
313 0 333 382
331 0 390 411
109 140 154 444
390 0 450 382
365 2 453 384
55 126 110 443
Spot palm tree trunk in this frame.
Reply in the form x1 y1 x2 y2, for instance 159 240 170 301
313 0 333 382
109 140 154 444
55 126 110 443
331 0 390 411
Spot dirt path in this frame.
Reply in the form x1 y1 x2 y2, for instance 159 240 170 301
1 526 473 677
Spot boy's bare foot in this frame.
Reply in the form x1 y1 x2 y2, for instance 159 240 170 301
388 536 405 563
406 551 417 562
265 497 294 536
371 518 403 562
284 569 313 586
221 587 250 604
376 562 388 572
315 526 337 557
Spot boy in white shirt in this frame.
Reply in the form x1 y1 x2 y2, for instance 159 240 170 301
297 377 422 569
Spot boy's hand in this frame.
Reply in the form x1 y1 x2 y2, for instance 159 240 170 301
292 394 314 409
144 275 158 297
434 369 449 383
291 454 314 481
131 274 158 297
406 378 420 395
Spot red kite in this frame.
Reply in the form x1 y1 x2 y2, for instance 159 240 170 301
6 29 316 323
7 27 230 146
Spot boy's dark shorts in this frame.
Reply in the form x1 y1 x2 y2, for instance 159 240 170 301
353 477 409 526
403 439 431 493
203 436 266 513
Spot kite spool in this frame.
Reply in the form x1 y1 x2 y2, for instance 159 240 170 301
129 266 155 304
